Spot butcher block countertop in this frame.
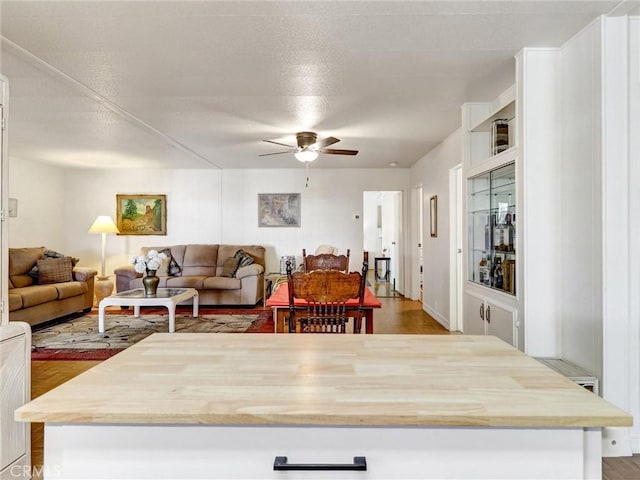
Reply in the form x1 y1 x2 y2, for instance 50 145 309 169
16 334 632 428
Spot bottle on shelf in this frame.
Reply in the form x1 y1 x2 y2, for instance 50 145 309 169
491 119 510 155
493 215 503 251
479 252 488 284
484 255 492 286
484 216 490 251
494 257 504 290
502 213 515 252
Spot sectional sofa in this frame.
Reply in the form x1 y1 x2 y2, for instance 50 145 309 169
8 247 97 327
114 244 265 306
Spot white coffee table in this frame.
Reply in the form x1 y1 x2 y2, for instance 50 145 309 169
98 288 199 333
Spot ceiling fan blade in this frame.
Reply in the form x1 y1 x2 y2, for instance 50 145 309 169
263 139 296 148
310 136 340 149
318 148 359 156
258 150 294 157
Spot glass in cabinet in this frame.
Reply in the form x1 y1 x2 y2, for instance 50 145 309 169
468 162 516 295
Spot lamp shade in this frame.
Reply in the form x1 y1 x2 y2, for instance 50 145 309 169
88 216 119 234
294 150 318 162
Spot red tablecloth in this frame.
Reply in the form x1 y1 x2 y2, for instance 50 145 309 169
266 282 382 308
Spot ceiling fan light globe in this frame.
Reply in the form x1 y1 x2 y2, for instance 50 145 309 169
295 150 318 162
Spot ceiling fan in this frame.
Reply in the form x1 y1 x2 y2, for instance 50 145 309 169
259 131 358 162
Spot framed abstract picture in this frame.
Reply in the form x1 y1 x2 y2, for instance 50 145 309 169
116 194 167 235
258 193 301 227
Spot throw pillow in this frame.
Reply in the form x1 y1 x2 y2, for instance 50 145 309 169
234 249 255 268
220 256 240 278
159 248 181 276
29 249 79 282
37 257 74 284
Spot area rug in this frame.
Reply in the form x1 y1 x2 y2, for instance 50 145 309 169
32 308 274 360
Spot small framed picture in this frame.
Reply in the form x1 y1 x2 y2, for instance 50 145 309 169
116 194 167 235
258 193 301 227
430 195 437 238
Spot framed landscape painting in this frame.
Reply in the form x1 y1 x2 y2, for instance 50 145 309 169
116 194 167 235
258 193 301 227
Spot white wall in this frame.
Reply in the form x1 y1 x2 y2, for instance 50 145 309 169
628 16 640 453
220 168 409 280
409 128 462 329
8 156 67 250
12 167 409 278
559 18 603 380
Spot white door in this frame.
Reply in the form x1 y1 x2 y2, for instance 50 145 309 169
449 165 463 331
463 291 486 335
485 300 518 348
416 186 424 302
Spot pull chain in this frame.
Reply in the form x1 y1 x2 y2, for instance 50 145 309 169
305 162 309 188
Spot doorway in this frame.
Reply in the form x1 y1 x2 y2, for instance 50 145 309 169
363 191 403 297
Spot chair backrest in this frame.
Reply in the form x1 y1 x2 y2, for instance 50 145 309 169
302 248 350 273
286 259 367 334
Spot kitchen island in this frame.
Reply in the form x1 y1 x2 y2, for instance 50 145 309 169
16 334 632 479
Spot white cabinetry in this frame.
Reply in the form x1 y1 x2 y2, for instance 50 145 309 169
463 290 518 348
462 84 523 350
0 323 31 480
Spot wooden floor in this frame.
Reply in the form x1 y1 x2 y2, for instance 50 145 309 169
29 296 639 479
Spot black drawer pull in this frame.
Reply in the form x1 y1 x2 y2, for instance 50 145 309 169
273 456 367 471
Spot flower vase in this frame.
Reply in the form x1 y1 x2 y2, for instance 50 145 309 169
142 270 159 297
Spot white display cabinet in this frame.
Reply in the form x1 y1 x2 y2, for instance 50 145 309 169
462 84 521 350
467 162 516 295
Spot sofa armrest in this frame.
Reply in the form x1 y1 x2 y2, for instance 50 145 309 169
114 265 142 279
73 267 98 282
235 263 264 280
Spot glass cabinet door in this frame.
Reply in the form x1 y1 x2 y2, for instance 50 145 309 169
467 162 516 295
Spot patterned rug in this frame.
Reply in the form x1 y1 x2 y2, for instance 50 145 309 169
31 308 274 360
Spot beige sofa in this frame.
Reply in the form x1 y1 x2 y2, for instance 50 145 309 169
115 244 265 306
8 247 97 327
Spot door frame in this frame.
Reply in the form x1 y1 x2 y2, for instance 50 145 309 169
448 164 463 332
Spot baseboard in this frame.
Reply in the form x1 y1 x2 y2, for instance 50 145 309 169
424 304 450 330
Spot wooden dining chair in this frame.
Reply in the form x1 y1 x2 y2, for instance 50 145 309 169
302 248 351 273
286 259 367 333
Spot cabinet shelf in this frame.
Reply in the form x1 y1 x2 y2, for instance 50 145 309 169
470 86 516 132
467 162 516 297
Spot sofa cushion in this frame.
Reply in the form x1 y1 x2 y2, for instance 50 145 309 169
182 244 218 276
166 276 207 289
38 257 74 284
8 293 23 312
203 276 241 290
55 281 88 300
13 285 59 308
220 256 240 278
11 275 33 288
9 247 45 283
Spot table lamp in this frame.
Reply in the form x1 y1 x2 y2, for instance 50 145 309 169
88 215 120 304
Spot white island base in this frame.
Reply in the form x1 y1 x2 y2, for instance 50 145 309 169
45 424 601 479
17 334 630 480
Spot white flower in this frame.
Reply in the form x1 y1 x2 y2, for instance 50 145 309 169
130 251 168 274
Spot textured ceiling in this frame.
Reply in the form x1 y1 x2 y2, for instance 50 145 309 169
0 1 630 169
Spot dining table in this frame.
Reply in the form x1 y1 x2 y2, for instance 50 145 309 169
265 282 382 333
